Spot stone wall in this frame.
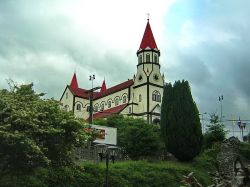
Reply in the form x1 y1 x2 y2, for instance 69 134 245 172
214 137 250 187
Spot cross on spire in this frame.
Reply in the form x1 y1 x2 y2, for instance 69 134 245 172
147 13 150 21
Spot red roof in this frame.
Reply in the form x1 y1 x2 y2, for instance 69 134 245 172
69 87 89 99
90 104 128 120
93 79 133 100
69 79 134 100
139 20 158 50
100 80 107 93
70 73 79 90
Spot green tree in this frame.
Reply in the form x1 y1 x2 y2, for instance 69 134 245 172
0 83 88 173
160 80 203 161
203 114 227 149
94 115 162 160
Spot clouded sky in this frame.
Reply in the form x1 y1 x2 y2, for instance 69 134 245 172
1 0 250 135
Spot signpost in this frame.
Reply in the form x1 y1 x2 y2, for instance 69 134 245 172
91 125 117 145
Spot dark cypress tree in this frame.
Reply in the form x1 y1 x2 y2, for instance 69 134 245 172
161 80 202 161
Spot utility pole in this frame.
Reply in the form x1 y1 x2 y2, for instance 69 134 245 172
87 74 100 124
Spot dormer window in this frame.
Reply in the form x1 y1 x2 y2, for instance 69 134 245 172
146 54 150 62
108 101 111 108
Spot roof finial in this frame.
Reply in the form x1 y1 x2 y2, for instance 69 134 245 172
147 13 150 22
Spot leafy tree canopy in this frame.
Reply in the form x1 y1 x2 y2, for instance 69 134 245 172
94 115 162 160
203 113 227 149
0 82 88 173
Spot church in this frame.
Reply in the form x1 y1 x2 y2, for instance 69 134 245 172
60 19 165 124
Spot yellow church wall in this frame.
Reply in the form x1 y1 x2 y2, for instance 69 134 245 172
60 87 74 112
92 88 130 113
74 96 89 119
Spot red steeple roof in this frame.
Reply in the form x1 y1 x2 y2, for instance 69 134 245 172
139 20 158 50
70 73 78 91
100 80 107 93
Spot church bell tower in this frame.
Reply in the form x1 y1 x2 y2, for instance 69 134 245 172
133 19 164 124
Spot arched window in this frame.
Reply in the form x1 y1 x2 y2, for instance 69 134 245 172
115 98 119 106
154 54 158 63
108 101 111 108
138 55 142 64
94 105 98 112
123 96 127 103
139 94 142 102
100 103 104 111
76 104 81 111
146 53 150 62
152 91 161 102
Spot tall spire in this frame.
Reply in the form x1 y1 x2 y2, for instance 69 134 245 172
100 79 107 93
70 72 78 90
139 19 158 50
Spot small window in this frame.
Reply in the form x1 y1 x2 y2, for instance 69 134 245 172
94 105 98 112
139 55 142 64
146 54 150 62
108 101 111 108
123 96 127 103
139 94 142 102
152 91 161 102
152 94 156 101
101 103 104 111
129 107 132 114
154 54 158 63
86 106 90 112
66 93 68 99
76 104 81 111
115 98 119 106
157 95 161 102
64 105 69 112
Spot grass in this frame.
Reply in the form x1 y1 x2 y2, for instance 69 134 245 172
0 145 221 187
81 155 218 187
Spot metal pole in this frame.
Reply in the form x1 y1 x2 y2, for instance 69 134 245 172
220 100 222 123
89 90 93 124
202 114 204 133
231 115 234 137
241 127 244 141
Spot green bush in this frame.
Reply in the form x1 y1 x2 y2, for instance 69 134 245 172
239 142 250 160
94 115 162 160
203 114 226 149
